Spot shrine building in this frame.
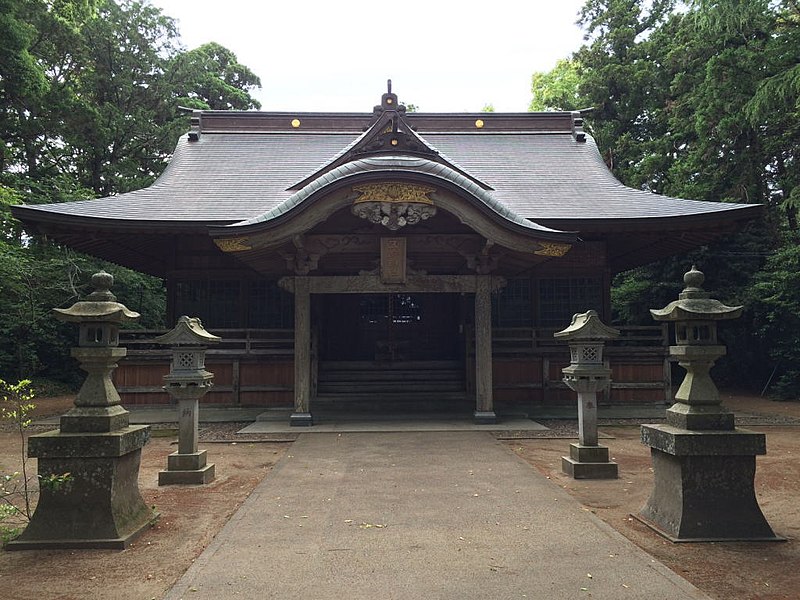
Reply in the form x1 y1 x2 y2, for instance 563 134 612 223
12 88 760 425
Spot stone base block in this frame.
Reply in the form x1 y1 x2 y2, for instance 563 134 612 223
159 463 215 486
562 444 618 479
290 412 313 427
58 404 131 433
569 443 610 463
167 450 207 471
665 403 735 431
159 450 215 485
639 424 780 541
7 426 154 550
473 411 497 425
5 517 154 550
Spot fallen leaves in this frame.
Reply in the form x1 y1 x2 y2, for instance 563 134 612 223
358 522 387 529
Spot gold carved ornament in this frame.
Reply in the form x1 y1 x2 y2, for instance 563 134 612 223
214 237 252 252
352 182 436 205
534 242 572 257
351 182 438 231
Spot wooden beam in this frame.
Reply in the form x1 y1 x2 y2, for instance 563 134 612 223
279 274 506 294
474 274 496 423
290 277 313 426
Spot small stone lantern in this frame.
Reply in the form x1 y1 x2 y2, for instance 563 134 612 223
639 266 779 541
554 310 619 479
155 316 220 485
8 271 153 550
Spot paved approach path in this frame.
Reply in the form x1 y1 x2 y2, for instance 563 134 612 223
165 432 708 600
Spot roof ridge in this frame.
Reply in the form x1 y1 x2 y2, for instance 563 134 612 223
286 91 493 192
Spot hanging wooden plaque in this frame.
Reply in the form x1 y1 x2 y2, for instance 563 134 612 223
380 237 406 284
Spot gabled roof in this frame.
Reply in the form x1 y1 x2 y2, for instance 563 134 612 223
13 107 759 230
225 155 559 235
287 87 492 192
11 89 761 275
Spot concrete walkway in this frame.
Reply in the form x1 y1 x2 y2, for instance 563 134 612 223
165 432 708 600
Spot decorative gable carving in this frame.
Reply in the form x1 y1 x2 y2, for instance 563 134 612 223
287 81 492 192
351 182 437 231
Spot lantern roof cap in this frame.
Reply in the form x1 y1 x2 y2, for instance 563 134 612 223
154 316 221 346
52 271 140 323
554 310 620 341
650 266 742 322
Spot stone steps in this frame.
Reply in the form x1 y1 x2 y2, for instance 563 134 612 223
316 360 468 411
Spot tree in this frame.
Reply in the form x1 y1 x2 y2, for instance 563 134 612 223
530 59 582 111
531 0 800 396
0 0 261 386
169 42 261 111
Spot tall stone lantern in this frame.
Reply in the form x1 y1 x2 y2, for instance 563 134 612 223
155 316 220 485
639 266 779 541
7 271 153 550
554 310 620 479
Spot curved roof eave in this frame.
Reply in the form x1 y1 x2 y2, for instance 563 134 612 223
211 155 575 243
534 202 763 231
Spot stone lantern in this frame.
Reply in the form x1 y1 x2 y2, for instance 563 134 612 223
155 316 220 485
554 310 619 479
639 266 779 541
7 271 153 550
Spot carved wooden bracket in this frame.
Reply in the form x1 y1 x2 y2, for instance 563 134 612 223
351 182 437 231
463 239 500 274
465 253 499 275
279 236 320 275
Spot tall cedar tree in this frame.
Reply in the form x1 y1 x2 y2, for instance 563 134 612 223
530 0 800 396
0 0 261 382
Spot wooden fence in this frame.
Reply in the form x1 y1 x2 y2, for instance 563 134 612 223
116 325 671 406
472 325 670 406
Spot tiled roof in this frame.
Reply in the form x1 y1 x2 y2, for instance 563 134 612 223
13 111 758 228
231 155 561 235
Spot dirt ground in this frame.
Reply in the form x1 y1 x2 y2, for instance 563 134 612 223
0 392 798 600
509 392 800 600
0 396 289 600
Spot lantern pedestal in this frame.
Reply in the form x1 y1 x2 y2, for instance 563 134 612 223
638 425 778 541
8 426 153 550
560 384 618 479
561 443 618 479
7 272 154 550
158 394 215 485
159 450 215 485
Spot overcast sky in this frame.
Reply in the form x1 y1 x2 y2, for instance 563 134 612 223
149 0 587 113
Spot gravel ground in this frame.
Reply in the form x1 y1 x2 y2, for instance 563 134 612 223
6 400 798 441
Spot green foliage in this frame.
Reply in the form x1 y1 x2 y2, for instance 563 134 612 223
1 0 262 197
38 472 73 492
533 0 800 397
0 0 256 386
0 378 74 543
749 237 800 398
530 59 583 111
0 379 36 533
169 42 262 111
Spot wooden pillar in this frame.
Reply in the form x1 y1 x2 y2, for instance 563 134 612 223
474 274 496 424
290 276 313 426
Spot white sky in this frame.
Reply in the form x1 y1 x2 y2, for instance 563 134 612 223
149 0 587 113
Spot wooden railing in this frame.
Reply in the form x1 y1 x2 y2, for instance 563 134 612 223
488 324 669 356
467 325 671 404
120 328 294 359
118 325 671 405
